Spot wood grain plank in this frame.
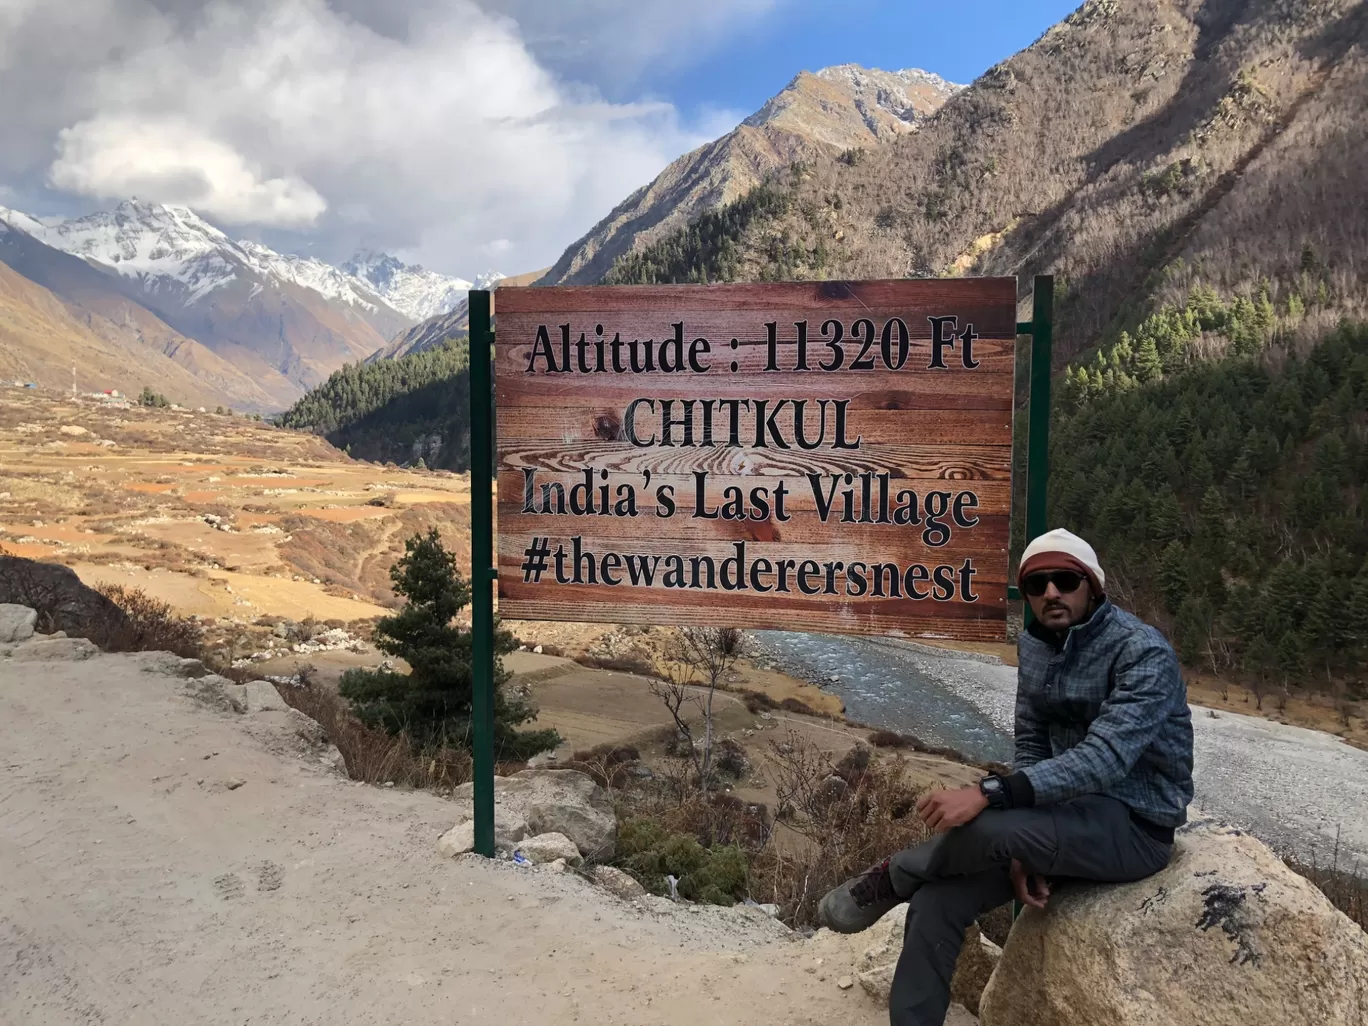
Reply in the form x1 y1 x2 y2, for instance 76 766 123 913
494 277 1016 640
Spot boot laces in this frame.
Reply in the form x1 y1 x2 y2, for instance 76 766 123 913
850 858 895 908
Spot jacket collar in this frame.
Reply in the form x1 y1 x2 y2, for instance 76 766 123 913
1026 597 1114 653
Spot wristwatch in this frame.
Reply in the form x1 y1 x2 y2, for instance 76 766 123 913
978 774 1009 810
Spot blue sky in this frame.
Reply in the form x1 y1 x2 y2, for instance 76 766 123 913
592 1 1081 120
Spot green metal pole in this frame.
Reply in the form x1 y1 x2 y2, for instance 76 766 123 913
1013 276 1054 926
1025 275 1053 548
468 290 496 858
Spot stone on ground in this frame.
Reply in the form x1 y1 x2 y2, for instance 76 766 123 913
244 680 287 713
223 684 249 713
282 707 328 746
439 807 530 855
0 604 37 643
979 819 1368 1026
517 832 583 866
452 769 616 860
591 865 647 900
437 821 475 857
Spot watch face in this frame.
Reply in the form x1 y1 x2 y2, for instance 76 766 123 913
981 777 1001 794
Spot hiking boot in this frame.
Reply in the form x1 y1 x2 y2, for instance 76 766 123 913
818 857 901 934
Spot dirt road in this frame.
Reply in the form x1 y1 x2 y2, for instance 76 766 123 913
0 647 924 1026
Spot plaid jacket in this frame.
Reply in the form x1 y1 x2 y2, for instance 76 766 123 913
1015 599 1194 828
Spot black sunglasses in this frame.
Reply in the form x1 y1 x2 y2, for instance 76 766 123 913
1022 570 1087 597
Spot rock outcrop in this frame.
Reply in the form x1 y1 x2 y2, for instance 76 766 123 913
448 769 617 860
979 819 1368 1026
0 603 37 643
0 555 129 642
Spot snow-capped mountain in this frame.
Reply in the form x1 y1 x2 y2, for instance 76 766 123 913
0 200 418 401
343 251 475 322
0 200 396 314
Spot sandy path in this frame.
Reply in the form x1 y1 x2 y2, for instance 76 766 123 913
0 648 902 1026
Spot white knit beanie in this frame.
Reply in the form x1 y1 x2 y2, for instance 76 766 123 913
1018 528 1106 595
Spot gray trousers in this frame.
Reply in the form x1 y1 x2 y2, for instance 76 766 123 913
886 794 1173 1026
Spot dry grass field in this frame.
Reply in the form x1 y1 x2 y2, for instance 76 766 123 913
0 387 471 626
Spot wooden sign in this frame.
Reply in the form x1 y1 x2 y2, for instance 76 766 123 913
494 279 1016 641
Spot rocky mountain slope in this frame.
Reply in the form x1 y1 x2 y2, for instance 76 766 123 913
619 0 1368 361
0 219 282 409
535 64 962 287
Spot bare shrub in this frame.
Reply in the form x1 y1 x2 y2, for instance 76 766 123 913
95 583 204 658
751 730 932 926
647 627 744 790
713 737 750 779
278 680 473 789
868 728 915 749
574 652 656 677
1285 831 1367 933
563 742 641 790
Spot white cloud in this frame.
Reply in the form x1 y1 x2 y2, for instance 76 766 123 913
50 117 327 227
0 0 768 276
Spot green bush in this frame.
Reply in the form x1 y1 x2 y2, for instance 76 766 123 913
615 818 749 906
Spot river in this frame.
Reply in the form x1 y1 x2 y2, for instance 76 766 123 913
754 629 1368 868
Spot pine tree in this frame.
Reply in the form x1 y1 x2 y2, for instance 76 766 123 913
1159 541 1189 614
1149 487 1183 542
1134 335 1163 383
338 529 559 759
1275 631 1304 688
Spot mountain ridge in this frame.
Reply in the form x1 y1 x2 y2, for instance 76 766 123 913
0 200 500 409
535 63 963 287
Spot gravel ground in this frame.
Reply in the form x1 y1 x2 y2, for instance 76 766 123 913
756 632 1368 869
0 644 905 1026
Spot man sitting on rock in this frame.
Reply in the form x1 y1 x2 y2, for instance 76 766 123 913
819 528 1194 1026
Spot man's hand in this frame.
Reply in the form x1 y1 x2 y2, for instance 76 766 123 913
1010 859 1050 909
916 785 988 833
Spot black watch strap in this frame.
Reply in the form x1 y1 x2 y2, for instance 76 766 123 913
979 774 1009 810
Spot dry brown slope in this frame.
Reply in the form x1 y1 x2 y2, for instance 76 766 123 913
538 66 961 287
0 220 291 410
0 258 280 411
716 0 1368 358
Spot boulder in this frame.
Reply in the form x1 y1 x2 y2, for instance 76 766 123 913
855 907 1000 1016
0 555 129 643
979 819 1368 1026
243 680 287 713
282 707 328 746
452 769 616 860
591 865 647 900
440 807 530 855
517 832 583 866
0 604 37 643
